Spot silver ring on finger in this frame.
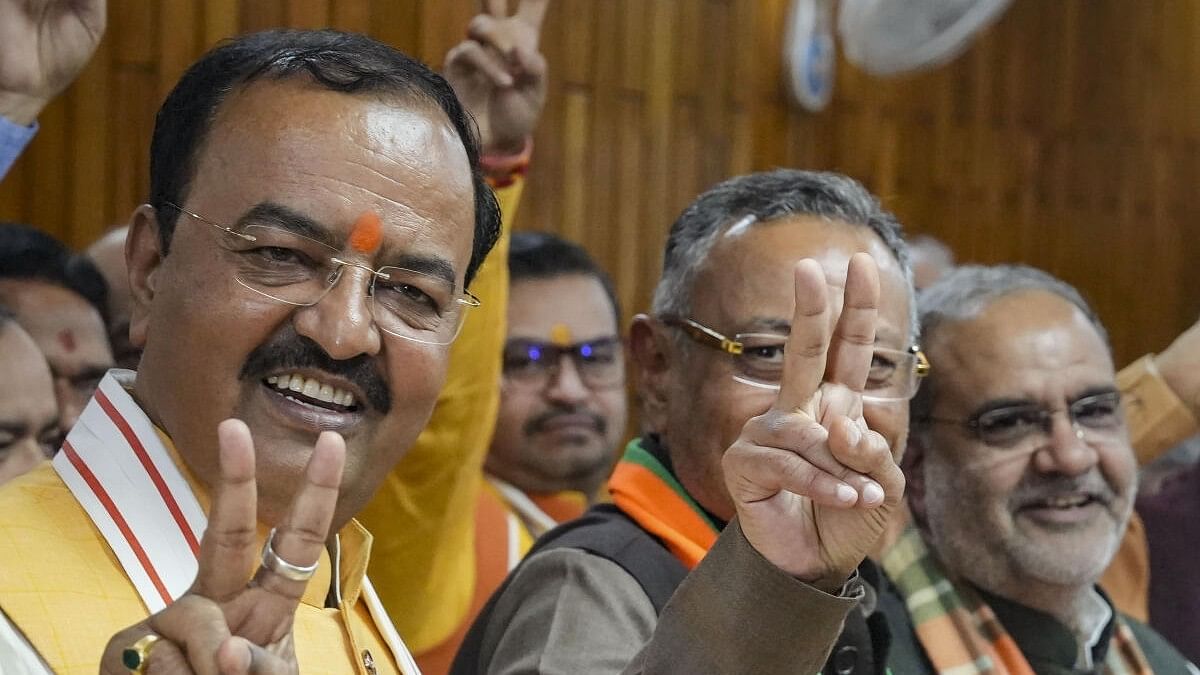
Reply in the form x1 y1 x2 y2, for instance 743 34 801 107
260 527 319 582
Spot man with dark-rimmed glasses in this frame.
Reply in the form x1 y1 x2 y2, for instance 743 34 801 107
486 231 627 539
415 232 629 673
893 264 1190 673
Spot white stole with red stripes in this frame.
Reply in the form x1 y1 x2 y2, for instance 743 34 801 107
51 370 422 673
52 370 205 612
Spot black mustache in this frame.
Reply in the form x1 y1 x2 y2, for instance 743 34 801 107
524 406 606 436
239 332 391 413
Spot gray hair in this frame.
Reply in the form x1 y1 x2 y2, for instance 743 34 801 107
649 169 916 338
909 234 955 268
911 264 1110 424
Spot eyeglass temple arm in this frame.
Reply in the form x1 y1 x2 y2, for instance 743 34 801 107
673 318 744 355
913 347 931 376
165 202 256 242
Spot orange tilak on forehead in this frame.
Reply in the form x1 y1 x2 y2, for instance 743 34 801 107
549 324 573 347
349 210 383 254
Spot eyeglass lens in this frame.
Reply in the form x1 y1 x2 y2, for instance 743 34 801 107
971 391 1124 446
502 338 624 390
221 223 470 345
733 334 922 400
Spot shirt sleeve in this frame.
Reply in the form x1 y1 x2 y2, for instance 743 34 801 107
481 547 658 675
623 519 861 675
1117 354 1199 465
477 519 862 675
0 117 37 181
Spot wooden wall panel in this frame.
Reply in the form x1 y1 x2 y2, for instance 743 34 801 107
2 0 1198 366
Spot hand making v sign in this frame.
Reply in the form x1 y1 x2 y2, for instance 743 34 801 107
443 0 550 155
722 253 906 592
99 420 346 674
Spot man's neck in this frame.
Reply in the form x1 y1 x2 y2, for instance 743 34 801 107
975 575 1101 639
482 462 603 501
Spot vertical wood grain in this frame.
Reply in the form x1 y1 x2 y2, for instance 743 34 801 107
2 0 1197 365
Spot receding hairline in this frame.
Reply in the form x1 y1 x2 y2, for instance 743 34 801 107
694 213 911 297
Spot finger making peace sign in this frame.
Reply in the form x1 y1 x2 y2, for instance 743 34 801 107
99 420 346 674
722 253 906 590
444 0 550 154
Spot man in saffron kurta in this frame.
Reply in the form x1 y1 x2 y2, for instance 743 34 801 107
0 372 418 673
0 29 503 672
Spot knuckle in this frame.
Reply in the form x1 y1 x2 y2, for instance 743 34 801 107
207 523 257 553
281 523 328 550
788 336 827 359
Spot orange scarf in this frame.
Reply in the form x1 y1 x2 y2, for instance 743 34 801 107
606 438 718 569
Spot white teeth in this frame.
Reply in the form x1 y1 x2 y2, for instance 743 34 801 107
266 373 356 409
1044 494 1089 508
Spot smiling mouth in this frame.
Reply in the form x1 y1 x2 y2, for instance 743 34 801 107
1020 492 1104 513
264 373 360 413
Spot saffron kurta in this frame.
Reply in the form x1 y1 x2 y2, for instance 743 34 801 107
0 371 418 674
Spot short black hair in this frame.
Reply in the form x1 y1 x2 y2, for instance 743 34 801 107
508 231 620 324
0 223 109 322
149 29 500 287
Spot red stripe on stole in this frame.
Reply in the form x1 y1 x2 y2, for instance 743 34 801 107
63 440 174 607
95 389 200 557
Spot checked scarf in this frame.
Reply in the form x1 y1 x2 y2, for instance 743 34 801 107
882 527 1153 675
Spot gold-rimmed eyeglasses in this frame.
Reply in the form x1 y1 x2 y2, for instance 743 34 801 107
660 316 930 402
166 203 479 346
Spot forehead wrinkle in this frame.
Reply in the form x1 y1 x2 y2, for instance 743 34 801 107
296 171 459 238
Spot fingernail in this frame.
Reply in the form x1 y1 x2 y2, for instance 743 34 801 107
862 482 884 506
836 484 858 504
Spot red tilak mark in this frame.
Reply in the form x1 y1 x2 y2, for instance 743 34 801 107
58 329 76 352
350 211 383 254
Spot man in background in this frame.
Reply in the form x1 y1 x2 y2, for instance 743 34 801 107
908 233 956 290
417 231 627 674
0 224 113 436
0 307 58 485
895 264 1191 672
86 226 141 370
486 231 626 536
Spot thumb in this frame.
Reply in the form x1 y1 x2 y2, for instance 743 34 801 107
217 636 252 674
216 636 290 675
